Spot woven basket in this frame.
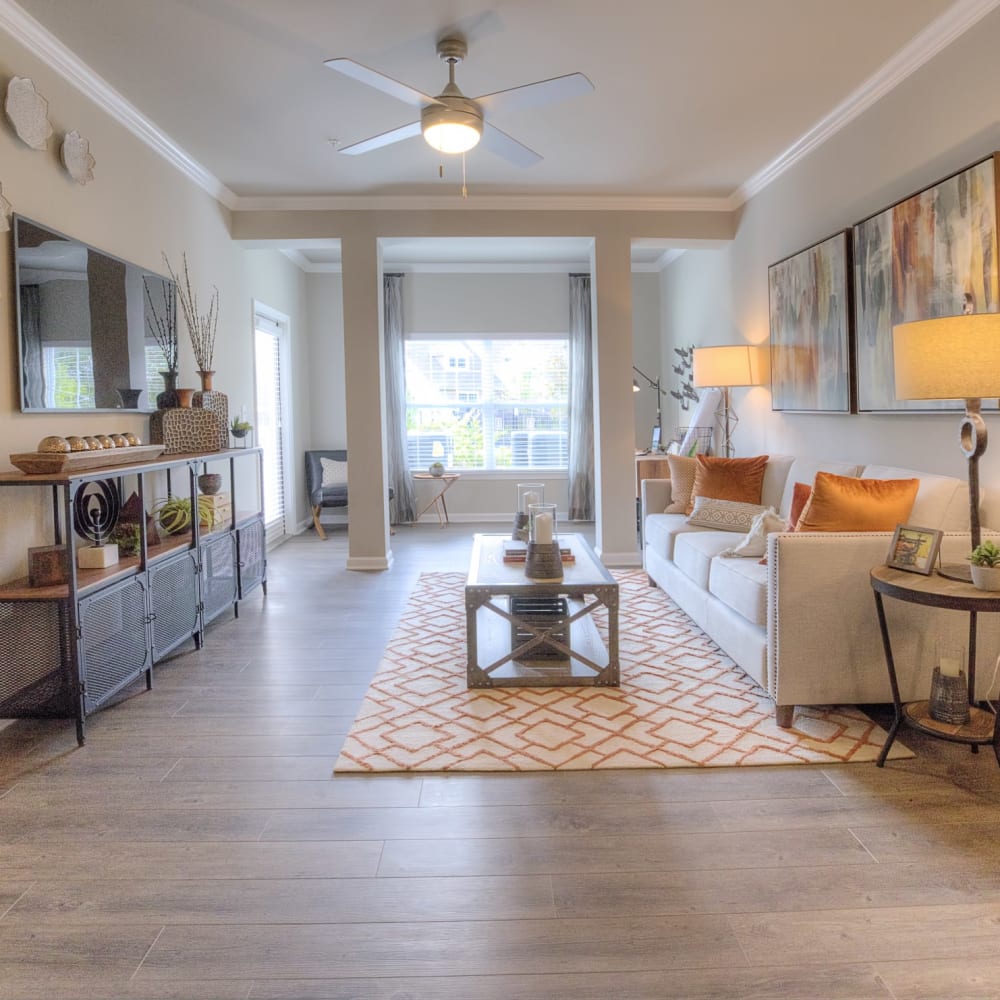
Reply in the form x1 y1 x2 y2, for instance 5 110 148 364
928 666 970 725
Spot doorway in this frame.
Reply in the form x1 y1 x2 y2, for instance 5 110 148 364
253 304 290 546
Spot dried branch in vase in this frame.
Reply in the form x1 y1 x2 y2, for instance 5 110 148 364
143 274 178 371
163 251 218 373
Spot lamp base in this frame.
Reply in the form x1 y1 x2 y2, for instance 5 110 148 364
937 562 972 583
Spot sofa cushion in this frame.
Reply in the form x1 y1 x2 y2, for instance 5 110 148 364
795 472 918 532
665 454 698 513
673 531 739 590
644 512 701 562
778 459 861 517
692 454 769 506
687 497 772 533
709 555 769 628
861 464 968 531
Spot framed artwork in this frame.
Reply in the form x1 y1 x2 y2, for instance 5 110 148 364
854 153 1000 411
886 524 943 575
650 426 661 452
768 230 854 412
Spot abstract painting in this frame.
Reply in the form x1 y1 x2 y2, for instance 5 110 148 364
768 230 853 412
854 153 1000 411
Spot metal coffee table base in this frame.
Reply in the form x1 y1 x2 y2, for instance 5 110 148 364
466 585 619 688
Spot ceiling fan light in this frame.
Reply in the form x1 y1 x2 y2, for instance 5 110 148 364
424 120 481 153
421 101 482 154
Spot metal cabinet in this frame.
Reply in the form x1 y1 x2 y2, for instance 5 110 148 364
0 448 265 743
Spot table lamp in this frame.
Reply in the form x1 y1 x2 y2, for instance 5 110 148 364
692 345 763 457
892 313 1000 581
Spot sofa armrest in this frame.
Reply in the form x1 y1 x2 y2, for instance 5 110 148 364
766 530 1000 709
641 478 673 520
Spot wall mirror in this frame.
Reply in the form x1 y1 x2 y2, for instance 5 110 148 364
13 215 176 413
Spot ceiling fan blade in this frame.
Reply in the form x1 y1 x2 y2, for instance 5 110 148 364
475 72 594 115
337 121 422 155
479 123 542 167
323 57 440 108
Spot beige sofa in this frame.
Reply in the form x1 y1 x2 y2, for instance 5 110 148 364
641 455 1000 726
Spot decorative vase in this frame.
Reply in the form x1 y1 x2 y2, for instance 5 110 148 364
970 564 1000 591
116 387 143 409
198 473 222 495
175 388 195 408
156 370 179 409
429 461 445 477
198 370 215 392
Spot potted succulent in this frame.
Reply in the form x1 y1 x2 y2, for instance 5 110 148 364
152 495 219 535
230 417 252 442
968 540 1000 590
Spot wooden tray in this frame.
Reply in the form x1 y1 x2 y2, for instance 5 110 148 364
9 444 165 475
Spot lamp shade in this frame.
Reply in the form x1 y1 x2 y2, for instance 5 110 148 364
692 345 762 388
893 314 1000 400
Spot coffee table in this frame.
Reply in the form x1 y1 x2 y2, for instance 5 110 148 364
465 533 619 688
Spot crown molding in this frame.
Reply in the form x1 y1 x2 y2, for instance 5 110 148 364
736 0 1000 206
231 192 735 213
0 0 238 209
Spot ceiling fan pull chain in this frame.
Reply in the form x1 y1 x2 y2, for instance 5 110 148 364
461 151 468 199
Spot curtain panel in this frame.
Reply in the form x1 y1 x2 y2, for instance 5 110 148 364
383 273 416 523
567 273 595 520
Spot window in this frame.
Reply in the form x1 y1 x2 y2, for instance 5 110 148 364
42 345 94 408
405 338 569 470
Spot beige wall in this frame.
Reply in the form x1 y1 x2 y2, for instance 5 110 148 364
662 7 1000 525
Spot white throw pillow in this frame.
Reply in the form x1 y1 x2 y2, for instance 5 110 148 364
320 457 348 488
718 507 786 558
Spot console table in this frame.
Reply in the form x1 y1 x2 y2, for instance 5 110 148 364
870 565 1000 767
0 448 266 744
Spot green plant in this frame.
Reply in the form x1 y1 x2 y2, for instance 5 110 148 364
230 417 252 436
151 495 218 534
109 522 140 557
968 540 1000 567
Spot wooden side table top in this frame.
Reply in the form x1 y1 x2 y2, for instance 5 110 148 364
870 564 1000 611
412 472 460 482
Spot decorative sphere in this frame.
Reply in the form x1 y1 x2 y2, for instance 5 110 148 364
65 436 89 452
124 432 141 446
38 436 70 453
84 436 103 450
97 435 115 449
428 461 445 477
112 434 129 448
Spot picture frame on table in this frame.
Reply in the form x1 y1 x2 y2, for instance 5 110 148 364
853 152 1000 412
650 426 662 453
768 229 855 413
886 524 943 575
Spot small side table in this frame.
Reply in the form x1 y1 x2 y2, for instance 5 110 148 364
412 472 460 527
870 564 1000 767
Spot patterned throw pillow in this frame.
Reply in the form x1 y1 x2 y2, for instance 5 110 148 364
664 454 698 513
691 454 769 508
686 496 771 533
320 457 348 488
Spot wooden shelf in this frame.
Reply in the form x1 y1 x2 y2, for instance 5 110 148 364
903 701 997 744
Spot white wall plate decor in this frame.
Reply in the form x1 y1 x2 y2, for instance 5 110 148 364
61 130 95 185
0 182 10 232
4 77 53 150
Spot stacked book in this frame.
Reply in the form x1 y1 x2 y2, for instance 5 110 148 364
502 539 576 564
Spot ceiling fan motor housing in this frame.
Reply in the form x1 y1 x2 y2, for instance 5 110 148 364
421 97 483 152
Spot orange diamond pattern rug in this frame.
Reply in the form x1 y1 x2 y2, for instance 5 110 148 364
335 570 911 772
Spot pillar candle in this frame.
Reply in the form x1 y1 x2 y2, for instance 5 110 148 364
939 655 963 677
522 491 539 513
534 512 553 544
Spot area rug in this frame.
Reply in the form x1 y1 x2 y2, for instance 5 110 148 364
335 571 911 772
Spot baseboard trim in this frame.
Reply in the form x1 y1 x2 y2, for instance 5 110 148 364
598 549 643 568
346 553 394 572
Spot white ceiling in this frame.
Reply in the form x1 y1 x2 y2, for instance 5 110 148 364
3 0 995 265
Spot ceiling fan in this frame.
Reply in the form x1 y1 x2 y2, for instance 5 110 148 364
324 34 593 167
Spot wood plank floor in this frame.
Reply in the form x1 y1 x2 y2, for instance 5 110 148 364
2 523 1000 999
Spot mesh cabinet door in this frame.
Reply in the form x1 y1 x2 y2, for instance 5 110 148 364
201 531 237 625
77 575 150 713
0 600 76 718
148 550 200 662
236 517 266 599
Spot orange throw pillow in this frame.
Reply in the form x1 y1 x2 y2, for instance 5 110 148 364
691 454 769 511
795 472 919 532
787 481 812 531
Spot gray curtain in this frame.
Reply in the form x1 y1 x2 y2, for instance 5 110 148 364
567 273 595 520
383 273 416 522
